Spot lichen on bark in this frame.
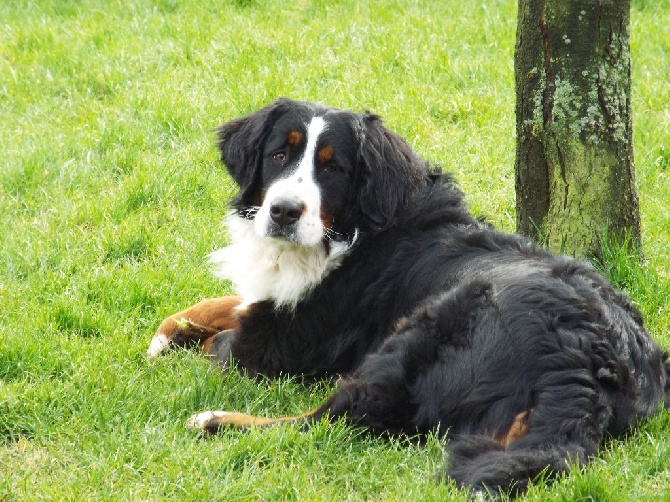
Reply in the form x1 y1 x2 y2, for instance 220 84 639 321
514 0 640 257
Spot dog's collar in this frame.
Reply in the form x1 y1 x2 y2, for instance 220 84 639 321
325 228 360 259
326 227 360 247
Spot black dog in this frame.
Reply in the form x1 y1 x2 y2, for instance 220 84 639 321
150 98 669 495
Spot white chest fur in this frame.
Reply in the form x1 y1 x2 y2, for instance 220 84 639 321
209 215 351 310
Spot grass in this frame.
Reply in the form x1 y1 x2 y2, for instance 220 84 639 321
1 0 669 499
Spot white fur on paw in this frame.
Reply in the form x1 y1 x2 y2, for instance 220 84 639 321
187 410 230 429
147 333 170 357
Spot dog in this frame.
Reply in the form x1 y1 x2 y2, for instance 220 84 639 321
148 98 670 495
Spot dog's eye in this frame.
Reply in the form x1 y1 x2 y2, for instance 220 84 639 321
320 164 339 174
272 152 287 164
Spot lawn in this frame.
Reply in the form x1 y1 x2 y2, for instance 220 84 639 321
1 0 669 500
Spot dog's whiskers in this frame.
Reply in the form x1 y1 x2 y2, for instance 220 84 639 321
235 206 260 220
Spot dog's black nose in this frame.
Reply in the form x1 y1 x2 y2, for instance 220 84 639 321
269 198 304 227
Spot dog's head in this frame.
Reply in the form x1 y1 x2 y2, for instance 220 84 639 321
217 98 428 249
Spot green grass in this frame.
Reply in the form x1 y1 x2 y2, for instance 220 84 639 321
1 0 669 499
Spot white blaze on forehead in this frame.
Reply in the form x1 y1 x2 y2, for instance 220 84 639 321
253 115 327 247
294 115 326 181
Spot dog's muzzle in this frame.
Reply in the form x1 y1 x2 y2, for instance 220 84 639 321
269 197 305 228
264 196 307 241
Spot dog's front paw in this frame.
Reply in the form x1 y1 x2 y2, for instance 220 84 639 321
147 333 171 357
148 317 225 358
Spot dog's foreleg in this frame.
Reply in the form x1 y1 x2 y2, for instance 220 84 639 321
148 296 242 357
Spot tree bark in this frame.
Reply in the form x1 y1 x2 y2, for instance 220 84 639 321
514 0 641 257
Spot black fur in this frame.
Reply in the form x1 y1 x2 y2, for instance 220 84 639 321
213 99 669 495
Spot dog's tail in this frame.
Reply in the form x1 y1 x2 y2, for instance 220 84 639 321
443 435 587 496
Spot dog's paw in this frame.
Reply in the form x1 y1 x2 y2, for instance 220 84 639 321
147 333 171 357
187 410 230 429
187 410 231 430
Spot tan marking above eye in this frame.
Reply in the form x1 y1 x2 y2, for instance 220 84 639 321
318 145 334 164
287 131 302 146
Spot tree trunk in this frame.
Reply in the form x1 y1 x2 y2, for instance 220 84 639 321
514 0 641 257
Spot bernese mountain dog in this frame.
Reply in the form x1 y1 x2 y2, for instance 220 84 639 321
148 98 669 495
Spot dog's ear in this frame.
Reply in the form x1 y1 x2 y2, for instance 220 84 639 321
356 114 427 231
217 98 293 202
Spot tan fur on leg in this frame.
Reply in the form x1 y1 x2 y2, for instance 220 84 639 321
148 296 242 357
494 409 532 448
187 409 319 431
